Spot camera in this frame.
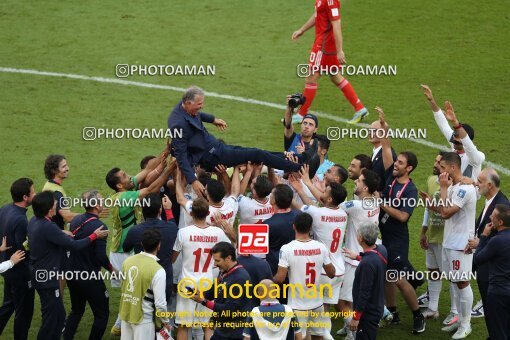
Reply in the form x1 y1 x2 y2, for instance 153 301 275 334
288 93 306 109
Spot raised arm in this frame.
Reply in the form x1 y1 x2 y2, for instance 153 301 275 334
375 107 394 171
138 158 176 199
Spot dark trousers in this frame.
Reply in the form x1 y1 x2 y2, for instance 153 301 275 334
36 287 66 340
356 316 379 340
63 279 109 340
205 144 302 173
0 276 35 340
477 263 490 334
485 292 510 340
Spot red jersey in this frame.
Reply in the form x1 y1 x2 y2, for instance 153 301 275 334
313 0 341 53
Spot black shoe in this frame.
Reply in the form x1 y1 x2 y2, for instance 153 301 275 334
412 314 426 334
391 312 400 325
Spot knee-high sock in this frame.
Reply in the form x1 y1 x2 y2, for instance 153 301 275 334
298 83 318 116
450 283 458 314
428 279 442 312
458 285 473 328
337 79 364 111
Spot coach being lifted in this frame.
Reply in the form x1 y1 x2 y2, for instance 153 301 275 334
168 86 302 197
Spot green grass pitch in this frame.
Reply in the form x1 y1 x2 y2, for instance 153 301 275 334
0 0 509 338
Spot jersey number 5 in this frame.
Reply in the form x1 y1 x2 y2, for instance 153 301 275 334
305 262 316 286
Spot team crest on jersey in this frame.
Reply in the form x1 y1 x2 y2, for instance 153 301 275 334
457 189 466 198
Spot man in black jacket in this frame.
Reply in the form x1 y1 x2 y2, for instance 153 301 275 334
63 190 116 340
466 168 509 324
191 242 251 340
0 178 36 340
343 223 387 340
28 191 108 340
474 204 510 340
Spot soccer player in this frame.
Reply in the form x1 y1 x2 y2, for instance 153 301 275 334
291 180 348 339
426 152 477 338
42 154 77 229
106 154 175 335
274 212 336 339
418 152 461 327
290 0 368 124
337 169 381 336
376 107 425 333
347 154 372 182
0 178 36 340
308 134 335 181
296 163 348 204
232 164 274 225
422 85 485 181
175 171 239 227
171 198 231 340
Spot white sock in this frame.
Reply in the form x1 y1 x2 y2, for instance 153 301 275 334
458 285 473 328
453 285 462 324
115 314 122 328
428 279 442 311
450 283 458 314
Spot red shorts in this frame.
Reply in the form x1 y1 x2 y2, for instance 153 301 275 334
308 48 341 74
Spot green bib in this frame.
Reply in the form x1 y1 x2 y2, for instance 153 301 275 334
119 253 163 325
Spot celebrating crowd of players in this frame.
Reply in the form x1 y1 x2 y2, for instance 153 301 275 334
0 0 509 339
0 83 508 340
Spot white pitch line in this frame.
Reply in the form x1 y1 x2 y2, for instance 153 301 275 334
1 66 508 176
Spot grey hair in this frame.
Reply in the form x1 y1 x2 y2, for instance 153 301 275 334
81 189 101 211
358 223 380 246
485 168 500 188
182 86 204 103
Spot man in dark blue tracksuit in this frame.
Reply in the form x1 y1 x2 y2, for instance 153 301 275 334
123 192 178 305
0 178 36 340
345 223 387 340
168 86 302 197
63 190 114 340
474 204 510 340
28 191 109 340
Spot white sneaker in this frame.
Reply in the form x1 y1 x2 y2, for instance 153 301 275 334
470 299 484 318
379 307 394 327
345 330 355 340
336 324 347 336
442 321 460 332
417 291 430 308
422 308 439 319
443 312 459 326
452 324 472 339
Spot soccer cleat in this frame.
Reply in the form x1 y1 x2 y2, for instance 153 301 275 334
280 114 305 125
417 291 430 307
348 107 369 124
379 306 394 327
452 325 472 339
443 313 459 326
390 311 401 325
422 308 439 319
345 330 355 340
470 300 484 318
412 314 426 334
110 325 121 336
441 321 460 332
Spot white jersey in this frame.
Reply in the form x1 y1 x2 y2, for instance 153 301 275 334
237 194 274 224
282 178 318 205
278 240 331 310
443 183 477 250
173 224 230 281
301 205 347 276
340 200 380 266
206 195 239 226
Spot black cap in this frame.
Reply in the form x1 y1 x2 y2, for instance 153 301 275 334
302 114 318 128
